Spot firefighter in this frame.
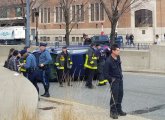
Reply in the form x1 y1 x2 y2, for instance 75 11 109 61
95 44 108 86
84 43 97 89
39 43 52 97
55 46 73 87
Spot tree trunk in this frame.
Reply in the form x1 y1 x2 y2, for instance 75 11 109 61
110 20 118 45
65 22 70 46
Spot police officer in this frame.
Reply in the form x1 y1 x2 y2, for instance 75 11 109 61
19 49 39 93
104 44 126 119
19 46 31 77
55 46 73 87
95 44 108 86
84 43 97 89
39 43 52 97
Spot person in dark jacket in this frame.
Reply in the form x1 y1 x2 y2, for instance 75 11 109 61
4 48 15 68
39 43 52 97
8 50 20 72
129 34 134 46
84 43 97 88
55 46 73 87
83 33 92 45
95 44 108 86
104 44 126 119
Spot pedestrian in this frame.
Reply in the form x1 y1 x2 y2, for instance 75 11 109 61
4 48 15 68
95 44 108 86
19 50 39 93
84 43 97 89
38 42 52 97
125 34 130 45
154 34 161 45
104 44 126 119
129 34 134 46
8 50 20 72
83 33 92 45
55 46 73 87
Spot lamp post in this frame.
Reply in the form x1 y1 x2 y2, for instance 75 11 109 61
25 0 30 47
34 8 39 46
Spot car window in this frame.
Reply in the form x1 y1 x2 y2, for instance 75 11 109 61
92 35 109 41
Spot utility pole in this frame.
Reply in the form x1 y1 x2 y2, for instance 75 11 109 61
25 0 30 47
35 8 39 46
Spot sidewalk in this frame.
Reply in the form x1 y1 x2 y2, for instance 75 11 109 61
38 97 151 120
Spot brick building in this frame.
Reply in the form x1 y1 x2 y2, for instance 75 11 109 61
0 0 165 44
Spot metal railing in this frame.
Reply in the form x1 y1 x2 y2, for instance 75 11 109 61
121 43 153 50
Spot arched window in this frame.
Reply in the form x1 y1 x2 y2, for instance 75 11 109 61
135 9 153 27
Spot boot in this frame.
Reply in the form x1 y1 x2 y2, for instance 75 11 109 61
59 83 64 87
110 112 118 119
118 110 127 116
41 92 50 97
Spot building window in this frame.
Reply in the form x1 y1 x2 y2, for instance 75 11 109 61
76 37 79 42
0 7 8 18
72 4 84 22
56 6 64 23
15 7 22 17
135 9 153 27
72 37 75 42
40 36 50 41
90 3 104 21
40 8 51 23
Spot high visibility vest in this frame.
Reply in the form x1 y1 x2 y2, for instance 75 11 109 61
20 60 27 72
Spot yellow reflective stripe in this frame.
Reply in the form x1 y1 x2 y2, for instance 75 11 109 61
20 68 26 72
92 57 97 60
104 80 108 83
59 67 64 69
70 62 73 65
99 81 105 84
90 61 94 64
60 56 65 61
84 64 97 69
55 63 60 66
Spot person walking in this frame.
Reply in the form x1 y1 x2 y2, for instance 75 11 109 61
19 50 39 93
104 44 126 119
84 43 97 89
39 43 52 97
55 46 73 87
129 34 134 46
125 34 130 45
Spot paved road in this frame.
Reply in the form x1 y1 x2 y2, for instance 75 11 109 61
38 72 165 120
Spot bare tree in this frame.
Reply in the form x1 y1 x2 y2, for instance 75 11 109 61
100 0 148 44
57 0 88 45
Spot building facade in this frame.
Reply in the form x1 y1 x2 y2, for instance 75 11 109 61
0 0 165 44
